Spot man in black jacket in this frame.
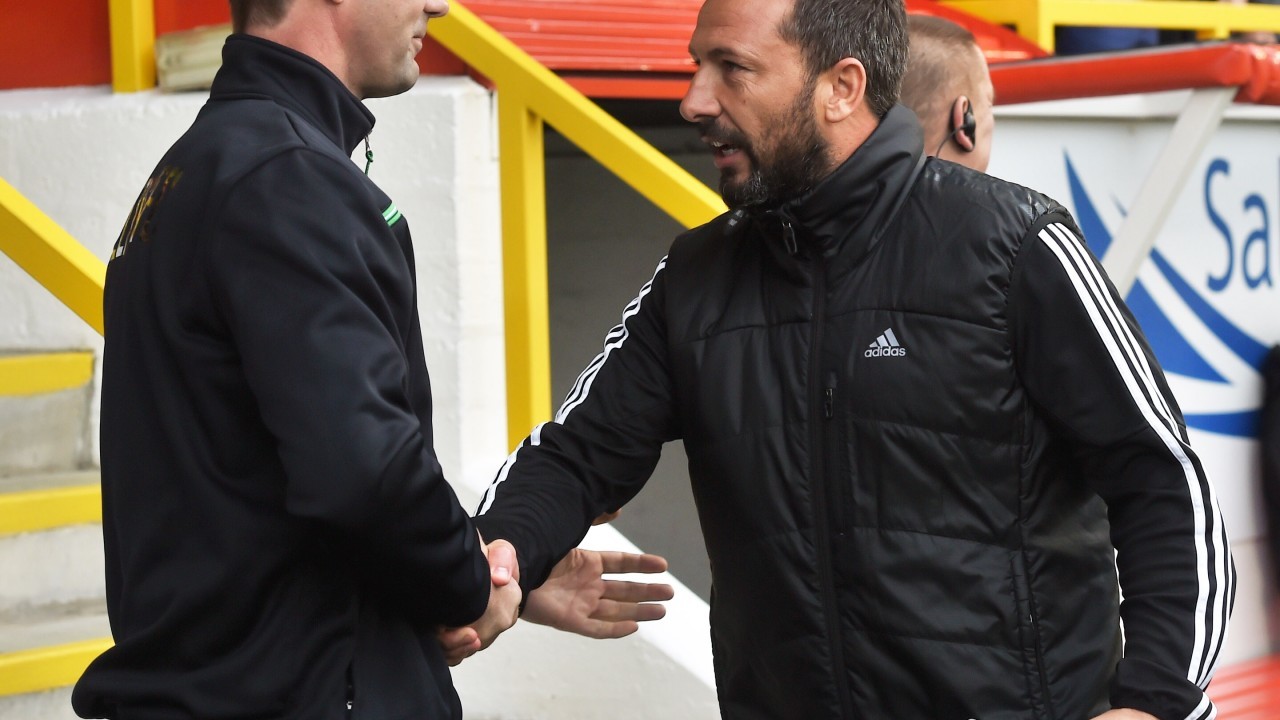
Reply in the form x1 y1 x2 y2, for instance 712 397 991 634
74 1 526 718
471 0 1234 718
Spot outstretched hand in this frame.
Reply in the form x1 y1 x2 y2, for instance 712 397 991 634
522 548 674 639
438 537 522 666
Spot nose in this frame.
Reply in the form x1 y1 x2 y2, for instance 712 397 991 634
425 0 449 18
679 68 719 124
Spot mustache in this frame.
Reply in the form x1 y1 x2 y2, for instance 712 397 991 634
696 120 750 150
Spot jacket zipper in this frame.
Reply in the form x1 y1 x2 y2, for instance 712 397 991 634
808 254 855 718
345 667 355 719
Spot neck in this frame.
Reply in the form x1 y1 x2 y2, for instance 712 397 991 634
822 111 881 174
246 8 359 98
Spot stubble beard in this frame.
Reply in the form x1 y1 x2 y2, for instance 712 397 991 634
715 87 832 210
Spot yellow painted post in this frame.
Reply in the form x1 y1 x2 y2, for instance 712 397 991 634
498 97 553 449
0 179 106 335
109 0 157 93
429 3 724 447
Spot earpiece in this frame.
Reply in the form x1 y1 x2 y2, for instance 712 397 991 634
949 95 976 152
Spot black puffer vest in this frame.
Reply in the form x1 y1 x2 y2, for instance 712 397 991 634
663 106 1121 719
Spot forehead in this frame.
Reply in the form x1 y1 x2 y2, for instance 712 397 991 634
689 0 796 56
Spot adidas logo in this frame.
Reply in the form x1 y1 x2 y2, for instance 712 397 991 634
864 328 907 358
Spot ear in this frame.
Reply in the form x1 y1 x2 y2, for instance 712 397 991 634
951 96 976 152
821 58 867 123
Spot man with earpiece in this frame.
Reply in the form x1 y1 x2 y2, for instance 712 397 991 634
901 14 995 172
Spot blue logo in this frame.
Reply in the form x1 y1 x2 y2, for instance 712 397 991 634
1065 153 1271 438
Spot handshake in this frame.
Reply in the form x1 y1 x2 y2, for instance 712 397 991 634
437 532 675 666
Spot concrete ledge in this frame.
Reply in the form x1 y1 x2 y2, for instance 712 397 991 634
0 686 78 720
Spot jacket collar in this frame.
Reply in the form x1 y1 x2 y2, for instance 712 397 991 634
753 104 923 264
210 34 375 156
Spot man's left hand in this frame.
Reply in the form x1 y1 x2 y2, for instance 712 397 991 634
523 548 673 639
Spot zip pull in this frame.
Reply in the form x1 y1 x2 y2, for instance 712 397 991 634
824 371 837 419
363 134 374 176
781 219 798 256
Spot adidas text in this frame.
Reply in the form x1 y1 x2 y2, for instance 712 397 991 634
864 346 907 358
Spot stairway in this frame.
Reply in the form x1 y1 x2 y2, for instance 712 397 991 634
0 351 108 720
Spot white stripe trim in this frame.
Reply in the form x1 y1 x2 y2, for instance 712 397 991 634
1045 222 1233 687
477 257 668 516
1046 224 1179 434
1182 692 1215 720
556 258 666 423
1037 224 1226 687
479 423 545 515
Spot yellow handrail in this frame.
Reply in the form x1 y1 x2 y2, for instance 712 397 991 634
0 179 106 335
943 0 1280 52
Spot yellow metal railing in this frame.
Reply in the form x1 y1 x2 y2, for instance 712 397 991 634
942 0 1280 52
427 4 725 445
0 179 106 334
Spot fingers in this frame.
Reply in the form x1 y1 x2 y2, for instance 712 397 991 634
597 551 668 575
581 618 640 640
437 626 481 666
484 539 519 586
600 578 675 603
591 598 668 624
473 579 522 652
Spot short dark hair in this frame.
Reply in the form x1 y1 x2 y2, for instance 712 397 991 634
900 15 979 129
779 0 909 118
229 0 294 33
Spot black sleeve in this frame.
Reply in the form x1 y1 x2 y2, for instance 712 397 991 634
208 149 489 628
473 257 678 593
1009 216 1235 720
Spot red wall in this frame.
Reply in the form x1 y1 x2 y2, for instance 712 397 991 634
0 0 462 91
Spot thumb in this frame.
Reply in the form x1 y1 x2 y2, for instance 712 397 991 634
486 539 519 586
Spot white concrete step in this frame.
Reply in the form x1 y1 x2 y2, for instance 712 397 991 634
0 686 78 720
0 353 94 477
0 471 103 619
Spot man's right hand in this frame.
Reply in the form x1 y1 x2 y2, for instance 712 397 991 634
437 537 522 666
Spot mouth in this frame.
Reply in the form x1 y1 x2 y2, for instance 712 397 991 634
704 136 747 172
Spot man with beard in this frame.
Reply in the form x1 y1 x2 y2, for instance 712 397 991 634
469 0 1233 718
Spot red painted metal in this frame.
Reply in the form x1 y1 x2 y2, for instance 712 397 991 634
1209 655 1280 719
990 42 1280 106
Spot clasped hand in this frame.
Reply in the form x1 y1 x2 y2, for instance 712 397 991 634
438 539 673 666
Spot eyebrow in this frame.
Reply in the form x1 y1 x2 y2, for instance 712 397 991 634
689 46 752 65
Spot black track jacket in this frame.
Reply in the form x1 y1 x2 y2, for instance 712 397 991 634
474 106 1234 720
75 36 489 720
